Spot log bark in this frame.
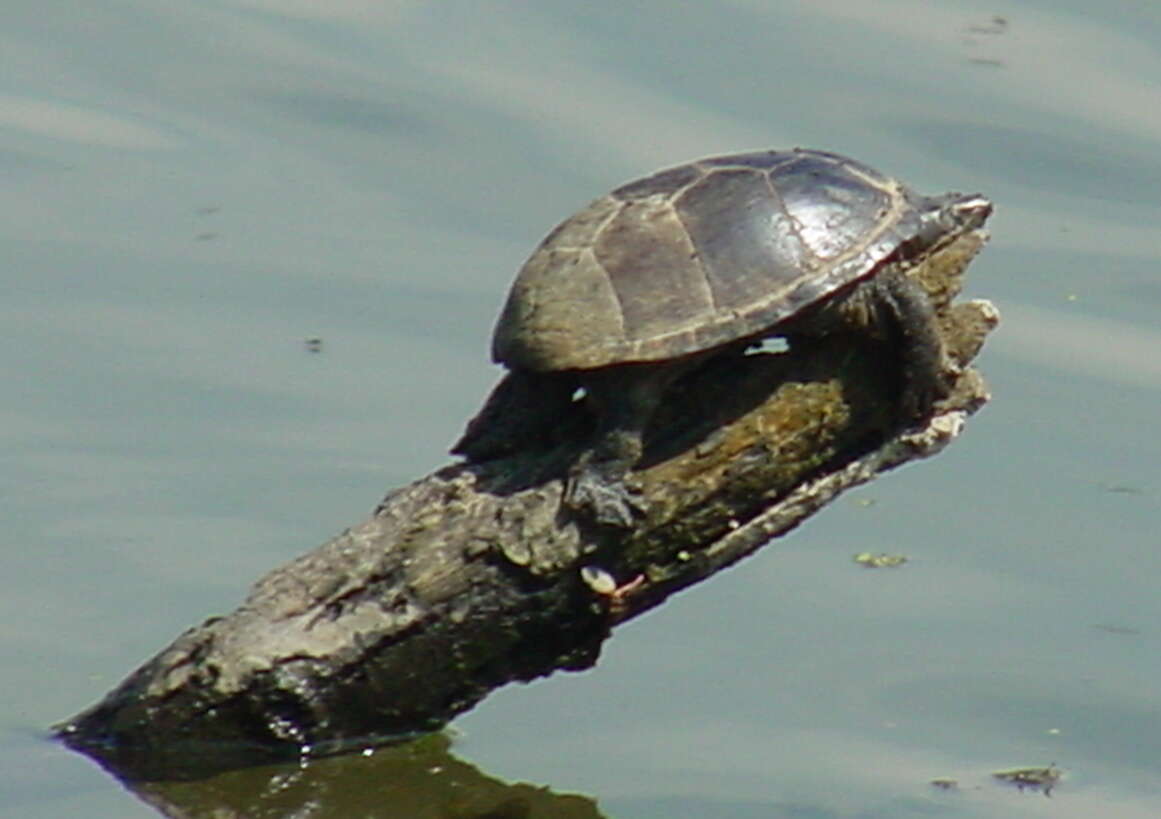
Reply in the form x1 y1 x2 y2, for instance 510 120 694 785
55 231 996 781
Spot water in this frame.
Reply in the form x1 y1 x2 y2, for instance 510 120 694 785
3 2 1159 816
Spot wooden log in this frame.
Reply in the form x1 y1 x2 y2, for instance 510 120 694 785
54 230 995 781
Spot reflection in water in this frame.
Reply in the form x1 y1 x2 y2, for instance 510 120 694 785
123 733 602 819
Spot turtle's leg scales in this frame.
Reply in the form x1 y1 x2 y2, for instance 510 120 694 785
826 269 948 426
565 454 644 528
565 364 672 528
877 270 950 424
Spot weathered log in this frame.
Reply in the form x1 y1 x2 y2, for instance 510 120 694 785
55 230 995 781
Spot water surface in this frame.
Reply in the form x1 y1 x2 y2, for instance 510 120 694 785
3 2 1159 816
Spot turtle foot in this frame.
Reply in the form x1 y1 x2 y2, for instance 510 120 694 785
564 468 644 528
898 366 951 426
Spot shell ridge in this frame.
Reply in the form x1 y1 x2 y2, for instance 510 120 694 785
582 197 628 251
594 205 630 342
672 197 722 314
758 167 819 317
767 160 818 272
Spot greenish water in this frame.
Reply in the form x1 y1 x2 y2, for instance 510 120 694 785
3 2 1159 816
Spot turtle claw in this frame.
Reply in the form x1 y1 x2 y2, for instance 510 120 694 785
564 469 644 528
898 371 946 426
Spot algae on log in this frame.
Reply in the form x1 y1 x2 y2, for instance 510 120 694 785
55 230 996 781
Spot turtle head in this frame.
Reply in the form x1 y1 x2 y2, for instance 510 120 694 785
943 193 992 232
904 191 992 257
928 192 992 235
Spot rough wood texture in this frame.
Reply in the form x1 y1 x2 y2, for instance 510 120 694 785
55 230 995 782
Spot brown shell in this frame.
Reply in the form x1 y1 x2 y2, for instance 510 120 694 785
493 148 977 371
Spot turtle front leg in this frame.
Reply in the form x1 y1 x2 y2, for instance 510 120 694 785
804 267 949 426
875 268 950 424
565 364 673 528
565 434 645 528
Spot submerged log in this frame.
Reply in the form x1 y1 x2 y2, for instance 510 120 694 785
55 230 996 781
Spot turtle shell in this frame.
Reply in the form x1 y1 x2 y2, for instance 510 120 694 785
493 148 986 371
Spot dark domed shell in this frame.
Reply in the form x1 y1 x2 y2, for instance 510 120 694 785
492 149 978 371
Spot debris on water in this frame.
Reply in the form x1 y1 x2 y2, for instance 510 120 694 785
853 552 907 568
1092 623 1140 636
992 764 1062 796
967 16 1008 35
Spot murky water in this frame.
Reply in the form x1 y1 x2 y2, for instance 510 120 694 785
3 2 1159 817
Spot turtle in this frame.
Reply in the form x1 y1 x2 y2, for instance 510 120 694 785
453 148 992 527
